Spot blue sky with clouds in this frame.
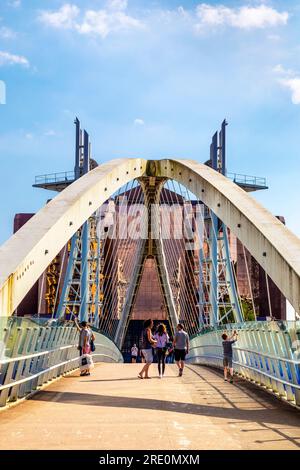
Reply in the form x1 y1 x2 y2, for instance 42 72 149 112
0 0 300 244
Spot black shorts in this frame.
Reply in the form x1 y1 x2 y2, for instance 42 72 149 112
223 356 233 368
175 349 186 362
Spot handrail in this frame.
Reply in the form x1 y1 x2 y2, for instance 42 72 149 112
188 320 300 406
0 344 72 365
189 354 300 391
0 348 117 392
226 171 267 187
0 341 117 365
189 344 300 365
0 323 123 407
34 171 75 185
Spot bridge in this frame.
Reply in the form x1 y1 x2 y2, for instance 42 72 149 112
0 119 299 450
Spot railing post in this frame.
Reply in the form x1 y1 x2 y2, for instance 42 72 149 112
29 327 47 390
280 326 300 405
9 327 33 402
0 328 23 407
21 327 40 396
37 327 52 387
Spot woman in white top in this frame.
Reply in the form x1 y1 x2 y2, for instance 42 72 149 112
154 323 169 378
131 344 139 363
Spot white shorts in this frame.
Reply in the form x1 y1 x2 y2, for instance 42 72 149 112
141 349 153 364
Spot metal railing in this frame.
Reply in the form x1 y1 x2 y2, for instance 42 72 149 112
0 318 123 408
34 170 267 189
187 321 300 407
34 171 75 185
226 172 267 188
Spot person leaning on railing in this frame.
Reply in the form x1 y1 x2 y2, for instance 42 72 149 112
74 317 95 376
222 330 238 383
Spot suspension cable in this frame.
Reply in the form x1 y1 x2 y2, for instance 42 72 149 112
242 244 257 320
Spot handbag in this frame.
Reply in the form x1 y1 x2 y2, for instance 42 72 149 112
80 355 88 368
90 339 96 352
80 354 94 370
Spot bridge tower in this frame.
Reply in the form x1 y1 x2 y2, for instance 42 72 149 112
30 118 269 351
203 120 244 325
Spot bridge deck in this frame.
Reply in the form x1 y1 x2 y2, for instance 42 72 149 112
0 364 299 450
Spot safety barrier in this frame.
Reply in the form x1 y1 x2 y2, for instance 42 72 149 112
0 318 123 408
226 172 267 188
34 171 75 185
187 321 300 407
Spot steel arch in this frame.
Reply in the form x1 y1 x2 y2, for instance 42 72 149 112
0 158 300 318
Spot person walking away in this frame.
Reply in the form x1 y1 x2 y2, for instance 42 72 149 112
138 319 157 379
153 324 169 378
173 324 189 377
131 344 139 363
222 330 238 383
74 318 95 376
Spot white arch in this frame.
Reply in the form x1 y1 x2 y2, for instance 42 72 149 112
158 159 300 314
0 157 299 317
0 159 147 316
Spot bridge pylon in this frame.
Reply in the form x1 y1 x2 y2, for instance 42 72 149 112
114 172 178 349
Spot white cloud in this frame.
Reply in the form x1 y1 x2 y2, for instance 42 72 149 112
0 51 29 67
278 76 300 104
78 9 143 37
106 0 128 11
134 118 144 126
279 78 300 105
273 64 300 105
39 4 80 30
273 64 294 76
0 27 16 39
39 2 144 38
38 2 289 40
8 0 21 7
177 6 190 19
195 4 288 31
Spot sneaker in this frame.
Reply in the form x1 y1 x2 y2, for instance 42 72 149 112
224 378 227 382
179 368 183 377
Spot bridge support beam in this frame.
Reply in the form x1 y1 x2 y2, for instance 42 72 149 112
114 176 178 349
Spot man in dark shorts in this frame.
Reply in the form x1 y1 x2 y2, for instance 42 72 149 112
173 324 189 377
222 330 238 383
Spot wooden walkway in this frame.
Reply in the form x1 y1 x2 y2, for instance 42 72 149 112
0 363 299 450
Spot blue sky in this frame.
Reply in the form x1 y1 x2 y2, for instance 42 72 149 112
0 0 300 244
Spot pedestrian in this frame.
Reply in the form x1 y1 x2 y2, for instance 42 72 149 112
131 344 139 363
138 319 157 379
173 323 189 377
74 318 95 376
222 330 238 383
153 324 169 378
